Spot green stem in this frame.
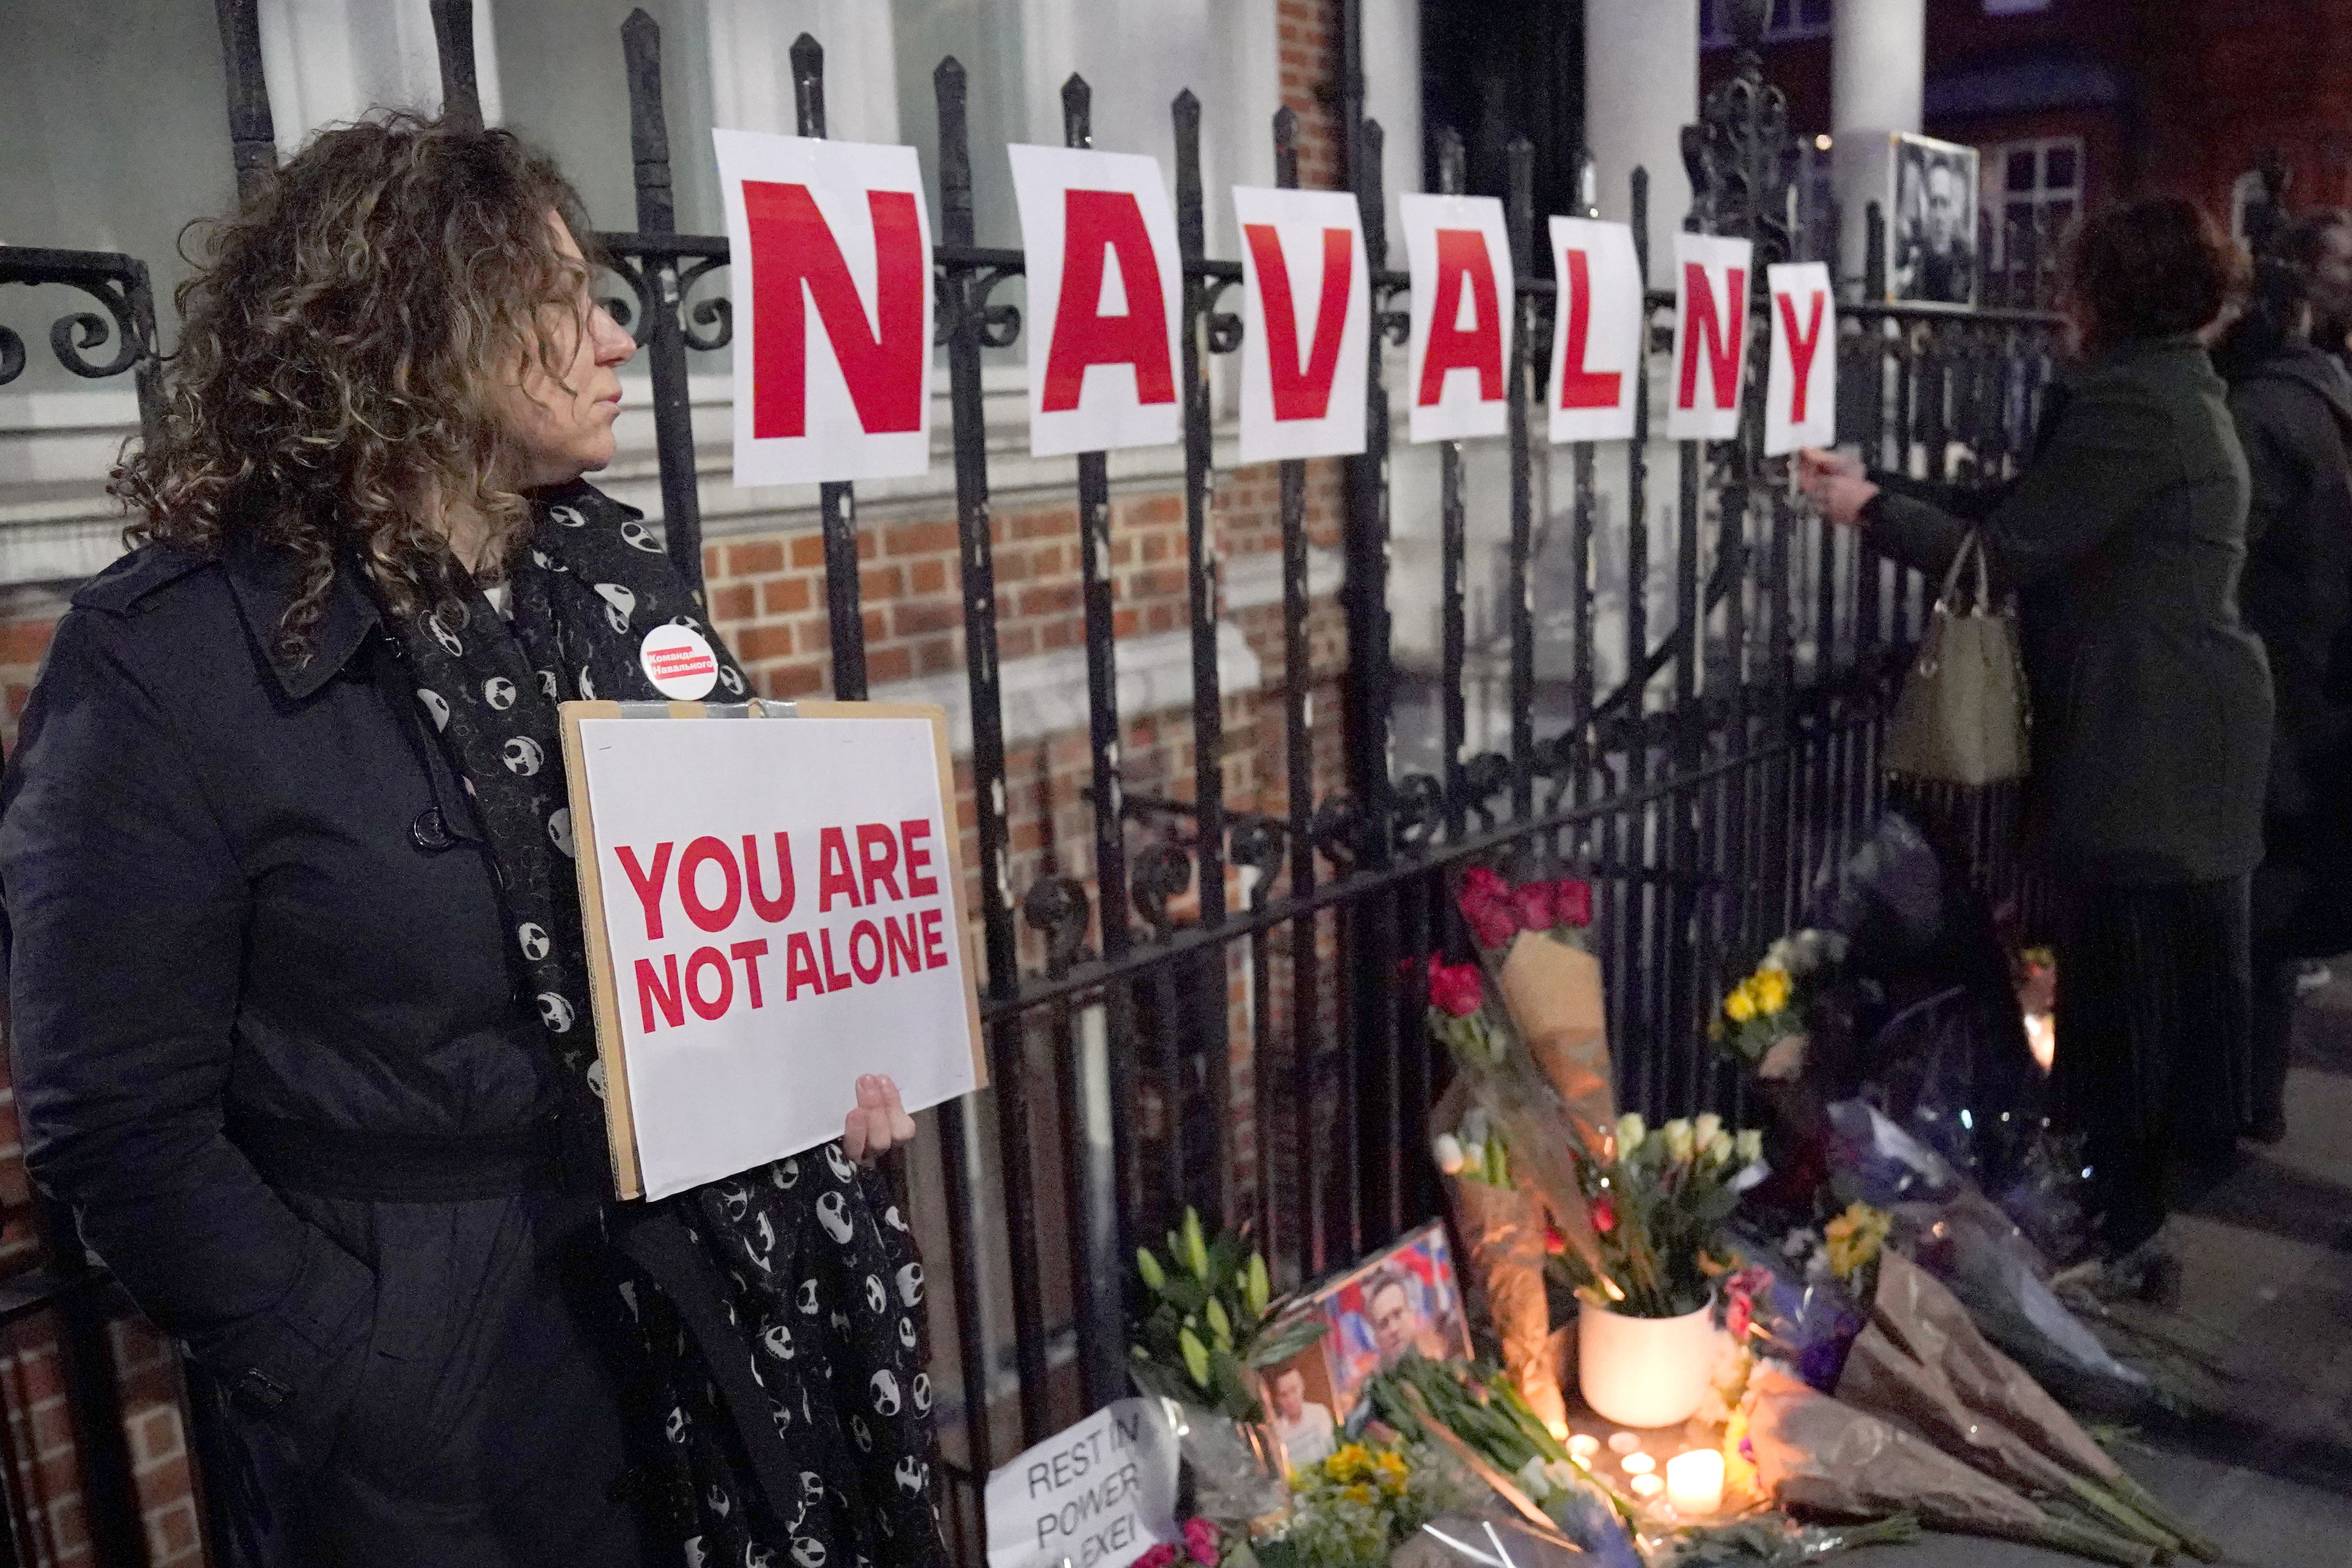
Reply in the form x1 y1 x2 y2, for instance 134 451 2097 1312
2062 1477 2178 1556
2021 1516 2157 1568
2104 1471 2223 1562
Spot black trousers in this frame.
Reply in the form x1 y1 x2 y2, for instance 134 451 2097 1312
2053 875 2253 1255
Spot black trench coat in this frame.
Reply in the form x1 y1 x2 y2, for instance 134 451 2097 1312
0 539 661 1566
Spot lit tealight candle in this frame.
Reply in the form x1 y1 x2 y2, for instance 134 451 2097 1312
1630 1473 1664 1499
1568 1434 1601 1461
1620 1452 1654 1475
1665 1449 1725 1515
1606 1432 1641 1455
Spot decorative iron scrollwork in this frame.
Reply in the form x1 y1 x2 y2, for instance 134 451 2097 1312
1228 817 1286 905
1130 839 1196 936
1392 773 1444 848
1375 278 1413 347
677 256 733 351
1021 874 1094 975
1309 792 1363 871
1680 0 1793 265
1196 276 1243 355
599 255 658 349
0 326 24 388
973 267 1024 349
1460 751 1512 828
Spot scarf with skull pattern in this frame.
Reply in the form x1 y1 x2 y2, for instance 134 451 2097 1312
377 480 942 1567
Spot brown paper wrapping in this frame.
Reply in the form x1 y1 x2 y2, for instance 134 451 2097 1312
1744 1363 2047 1535
1433 1079 1567 1434
1869 1248 2121 1485
1496 934 1615 1146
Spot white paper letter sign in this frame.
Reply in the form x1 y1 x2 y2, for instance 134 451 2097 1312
985 1398 1182 1568
1667 232 1754 441
1764 261 1836 456
1233 186 1369 462
563 703 986 1200
1547 217 1643 443
1401 193 1514 443
714 130 935 486
1008 145 1183 457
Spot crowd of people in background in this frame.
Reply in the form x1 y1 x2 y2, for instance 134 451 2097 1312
1802 193 2352 1304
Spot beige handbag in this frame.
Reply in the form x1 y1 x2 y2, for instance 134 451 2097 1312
1883 530 2030 785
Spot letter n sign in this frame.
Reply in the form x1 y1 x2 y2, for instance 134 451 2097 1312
1401 192 1514 443
1009 143 1184 457
1764 261 1836 456
1233 185 1369 462
1666 232 1754 441
715 131 935 487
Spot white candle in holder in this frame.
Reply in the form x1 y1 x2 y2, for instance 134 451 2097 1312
1620 1452 1655 1475
1665 1449 1725 1515
1630 1473 1664 1499
1568 1434 1601 1461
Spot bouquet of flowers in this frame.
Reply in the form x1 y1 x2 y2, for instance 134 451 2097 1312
1454 866 1611 1141
1236 1440 1468 1568
1715 929 1847 1081
1431 1104 1510 1189
1547 1113 1764 1318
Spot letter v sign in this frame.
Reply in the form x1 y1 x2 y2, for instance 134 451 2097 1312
1234 185 1369 461
715 130 936 487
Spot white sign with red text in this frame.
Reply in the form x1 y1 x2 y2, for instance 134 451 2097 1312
1008 145 1184 457
1401 193 1515 443
562 702 985 1200
1666 232 1754 441
1233 186 1370 462
714 130 935 486
1764 261 1836 456
1546 217 1643 443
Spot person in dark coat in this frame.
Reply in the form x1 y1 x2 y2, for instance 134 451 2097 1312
0 118 937 1566
2218 223 2352 1143
1799 197 2271 1294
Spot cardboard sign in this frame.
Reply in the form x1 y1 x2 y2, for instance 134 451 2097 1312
1233 186 1370 462
1545 217 1643 444
1764 261 1836 456
1666 232 1754 441
1400 193 1515 443
714 131 935 486
985 1398 1182 1568
1008 144 1183 457
560 700 986 1200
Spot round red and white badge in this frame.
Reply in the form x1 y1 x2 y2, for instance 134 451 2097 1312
639 622 720 700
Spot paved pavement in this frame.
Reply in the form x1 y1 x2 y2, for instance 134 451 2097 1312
1864 968 2352 1567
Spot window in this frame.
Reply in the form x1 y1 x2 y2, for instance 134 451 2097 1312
1699 0 1833 48
1988 136 2083 260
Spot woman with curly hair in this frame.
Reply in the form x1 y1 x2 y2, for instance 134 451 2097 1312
1799 198 2271 1300
0 116 940 1566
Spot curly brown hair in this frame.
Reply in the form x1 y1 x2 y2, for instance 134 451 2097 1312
113 114 601 660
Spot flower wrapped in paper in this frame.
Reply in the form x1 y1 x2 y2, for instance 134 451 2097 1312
1430 1076 1561 1432
1454 866 1614 1150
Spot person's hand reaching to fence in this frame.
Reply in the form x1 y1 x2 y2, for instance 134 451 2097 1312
1797 446 1878 527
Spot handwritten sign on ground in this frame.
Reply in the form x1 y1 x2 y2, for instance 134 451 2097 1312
986 1397 1181 1568
561 699 985 1199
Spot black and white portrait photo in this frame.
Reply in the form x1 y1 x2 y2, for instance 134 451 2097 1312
1892 132 1980 305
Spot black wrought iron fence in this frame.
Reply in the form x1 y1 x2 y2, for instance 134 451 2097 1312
0 2 2066 1562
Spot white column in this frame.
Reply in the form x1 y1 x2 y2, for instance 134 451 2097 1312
258 0 502 153
1830 0 1924 278
1584 0 1697 272
1359 0 1421 237
705 0 898 145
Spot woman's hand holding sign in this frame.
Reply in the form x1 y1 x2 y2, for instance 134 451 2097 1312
1796 446 1878 527
845 1073 919 1166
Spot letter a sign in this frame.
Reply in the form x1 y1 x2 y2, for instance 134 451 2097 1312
1764 261 1836 456
1401 193 1514 443
1666 232 1753 441
1547 217 1643 443
1009 145 1184 457
715 130 935 486
1233 186 1369 462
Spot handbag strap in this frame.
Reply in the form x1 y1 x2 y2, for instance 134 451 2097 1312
1934 529 1992 614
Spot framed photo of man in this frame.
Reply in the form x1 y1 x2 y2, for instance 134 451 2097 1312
1889 132 1980 306
1263 1222 1472 1439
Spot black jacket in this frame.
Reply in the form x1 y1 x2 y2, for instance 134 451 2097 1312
1867 334 2273 886
0 541 654 1566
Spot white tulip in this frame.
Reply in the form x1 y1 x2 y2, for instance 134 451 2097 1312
1692 1112 1723 1149
1433 1134 1466 1175
1662 1118 1695 1162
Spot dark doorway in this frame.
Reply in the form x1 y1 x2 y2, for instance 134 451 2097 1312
1419 0 1585 275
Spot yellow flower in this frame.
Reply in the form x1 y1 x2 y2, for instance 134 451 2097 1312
1325 1443 1372 1485
1724 983 1757 1024
1824 1201 1892 1281
1753 967 1791 1016
1343 1483 1376 1508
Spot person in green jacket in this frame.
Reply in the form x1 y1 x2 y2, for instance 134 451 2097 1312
1799 197 2272 1298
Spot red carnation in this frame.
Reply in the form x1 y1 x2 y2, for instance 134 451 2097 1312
1591 1194 1617 1234
1552 878 1594 928
1463 895 1519 950
1135 1547 1178 1568
1428 955 1485 1017
1544 1225 1567 1256
1459 865 1510 910
1183 1519 1220 1565
1512 883 1554 932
